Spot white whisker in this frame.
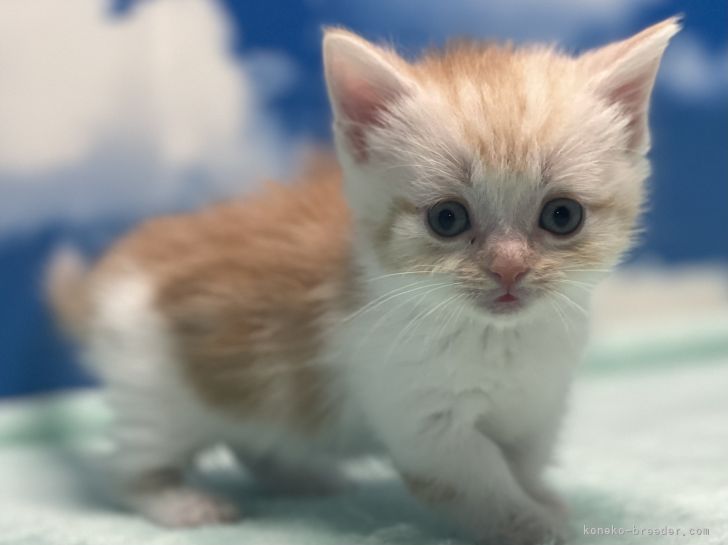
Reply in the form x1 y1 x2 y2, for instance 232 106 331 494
550 289 588 316
342 280 454 323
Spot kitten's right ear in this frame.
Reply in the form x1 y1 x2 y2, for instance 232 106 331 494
323 29 415 161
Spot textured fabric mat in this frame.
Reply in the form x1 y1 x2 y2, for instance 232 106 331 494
1 354 726 545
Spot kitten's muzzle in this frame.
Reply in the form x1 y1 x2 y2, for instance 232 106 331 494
484 236 532 293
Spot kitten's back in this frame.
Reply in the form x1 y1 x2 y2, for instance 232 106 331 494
51 155 354 429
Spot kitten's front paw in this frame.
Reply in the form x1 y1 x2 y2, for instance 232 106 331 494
134 487 240 528
524 481 569 519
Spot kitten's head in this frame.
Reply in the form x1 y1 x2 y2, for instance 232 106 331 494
323 19 680 321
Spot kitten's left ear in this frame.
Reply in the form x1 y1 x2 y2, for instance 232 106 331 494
323 28 416 161
581 17 682 154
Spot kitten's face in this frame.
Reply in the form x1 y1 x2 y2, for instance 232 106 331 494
324 20 679 321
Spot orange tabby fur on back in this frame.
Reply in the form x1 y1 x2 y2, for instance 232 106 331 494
63 154 353 429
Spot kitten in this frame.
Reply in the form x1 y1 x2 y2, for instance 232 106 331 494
47 18 680 544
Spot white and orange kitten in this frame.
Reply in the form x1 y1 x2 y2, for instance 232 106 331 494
48 18 679 545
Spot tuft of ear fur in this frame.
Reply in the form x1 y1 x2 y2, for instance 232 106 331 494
581 16 682 154
323 28 415 161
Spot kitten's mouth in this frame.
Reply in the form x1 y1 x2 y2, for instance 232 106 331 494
467 288 527 315
490 291 523 313
495 293 518 303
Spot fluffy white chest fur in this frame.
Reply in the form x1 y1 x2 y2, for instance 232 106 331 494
331 273 586 452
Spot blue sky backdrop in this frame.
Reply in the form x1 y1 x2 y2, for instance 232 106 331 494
0 0 726 397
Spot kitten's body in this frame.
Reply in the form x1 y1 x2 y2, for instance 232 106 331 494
48 19 679 544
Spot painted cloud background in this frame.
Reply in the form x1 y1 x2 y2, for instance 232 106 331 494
0 0 725 395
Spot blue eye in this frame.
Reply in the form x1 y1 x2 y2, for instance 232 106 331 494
539 198 584 235
427 201 471 238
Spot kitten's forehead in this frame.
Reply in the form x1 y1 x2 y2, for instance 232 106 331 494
384 43 628 218
408 43 604 183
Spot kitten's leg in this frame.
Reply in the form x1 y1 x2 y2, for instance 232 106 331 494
107 423 240 527
506 432 567 516
86 273 241 527
393 430 566 545
237 450 350 496
125 466 240 528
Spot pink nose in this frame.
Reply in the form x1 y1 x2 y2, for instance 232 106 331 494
489 259 529 291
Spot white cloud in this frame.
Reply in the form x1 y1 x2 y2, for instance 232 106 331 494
0 0 296 233
1 0 722 237
658 33 728 101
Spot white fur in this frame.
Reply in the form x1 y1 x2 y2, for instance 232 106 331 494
84 260 587 538
84 271 358 525
324 247 589 544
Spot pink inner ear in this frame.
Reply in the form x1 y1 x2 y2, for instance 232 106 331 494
339 80 392 126
332 62 403 162
609 76 654 150
338 82 390 162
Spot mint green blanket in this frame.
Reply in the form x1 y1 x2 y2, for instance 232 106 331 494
1 347 726 544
